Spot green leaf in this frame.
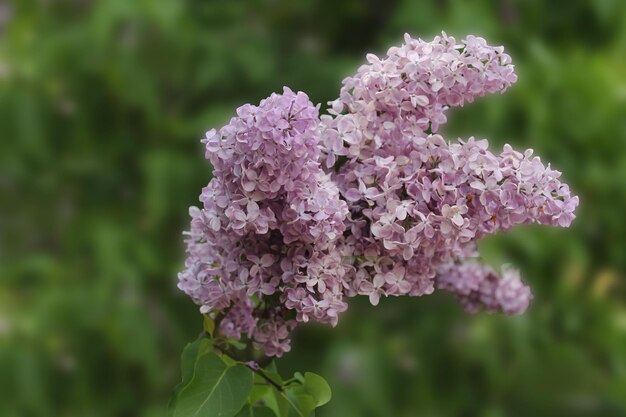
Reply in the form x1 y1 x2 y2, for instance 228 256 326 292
260 362 289 417
180 339 204 387
197 338 214 357
279 371 332 416
227 338 247 350
174 353 253 417
220 353 238 367
282 390 316 417
249 382 271 406
236 405 276 417
263 362 284 385
250 372 288 417
203 315 215 336
250 364 331 417
302 373 331 407
169 336 212 411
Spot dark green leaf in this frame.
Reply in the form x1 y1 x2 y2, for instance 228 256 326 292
174 353 253 417
169 336 212 411
179 339 204 387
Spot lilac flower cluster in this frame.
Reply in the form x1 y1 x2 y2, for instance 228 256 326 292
436 262 532 315
179 87 349 356
179 33 578 357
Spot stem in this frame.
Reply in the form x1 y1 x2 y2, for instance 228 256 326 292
246 365 283 392
254 354 274 369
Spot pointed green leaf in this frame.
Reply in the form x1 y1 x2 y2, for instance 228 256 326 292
169 336 212 411
179 339 203 386
203 315 216 336
174 353 253 417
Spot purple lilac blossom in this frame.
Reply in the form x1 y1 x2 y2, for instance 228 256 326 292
179 33 578 357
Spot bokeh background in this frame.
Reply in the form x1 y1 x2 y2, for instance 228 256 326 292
2 1 626 416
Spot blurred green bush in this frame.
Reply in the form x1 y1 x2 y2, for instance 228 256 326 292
1 1 625 416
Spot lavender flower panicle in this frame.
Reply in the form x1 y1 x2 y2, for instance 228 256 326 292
179 33 578 356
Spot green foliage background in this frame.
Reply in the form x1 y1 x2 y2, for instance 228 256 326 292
1 1 626 416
